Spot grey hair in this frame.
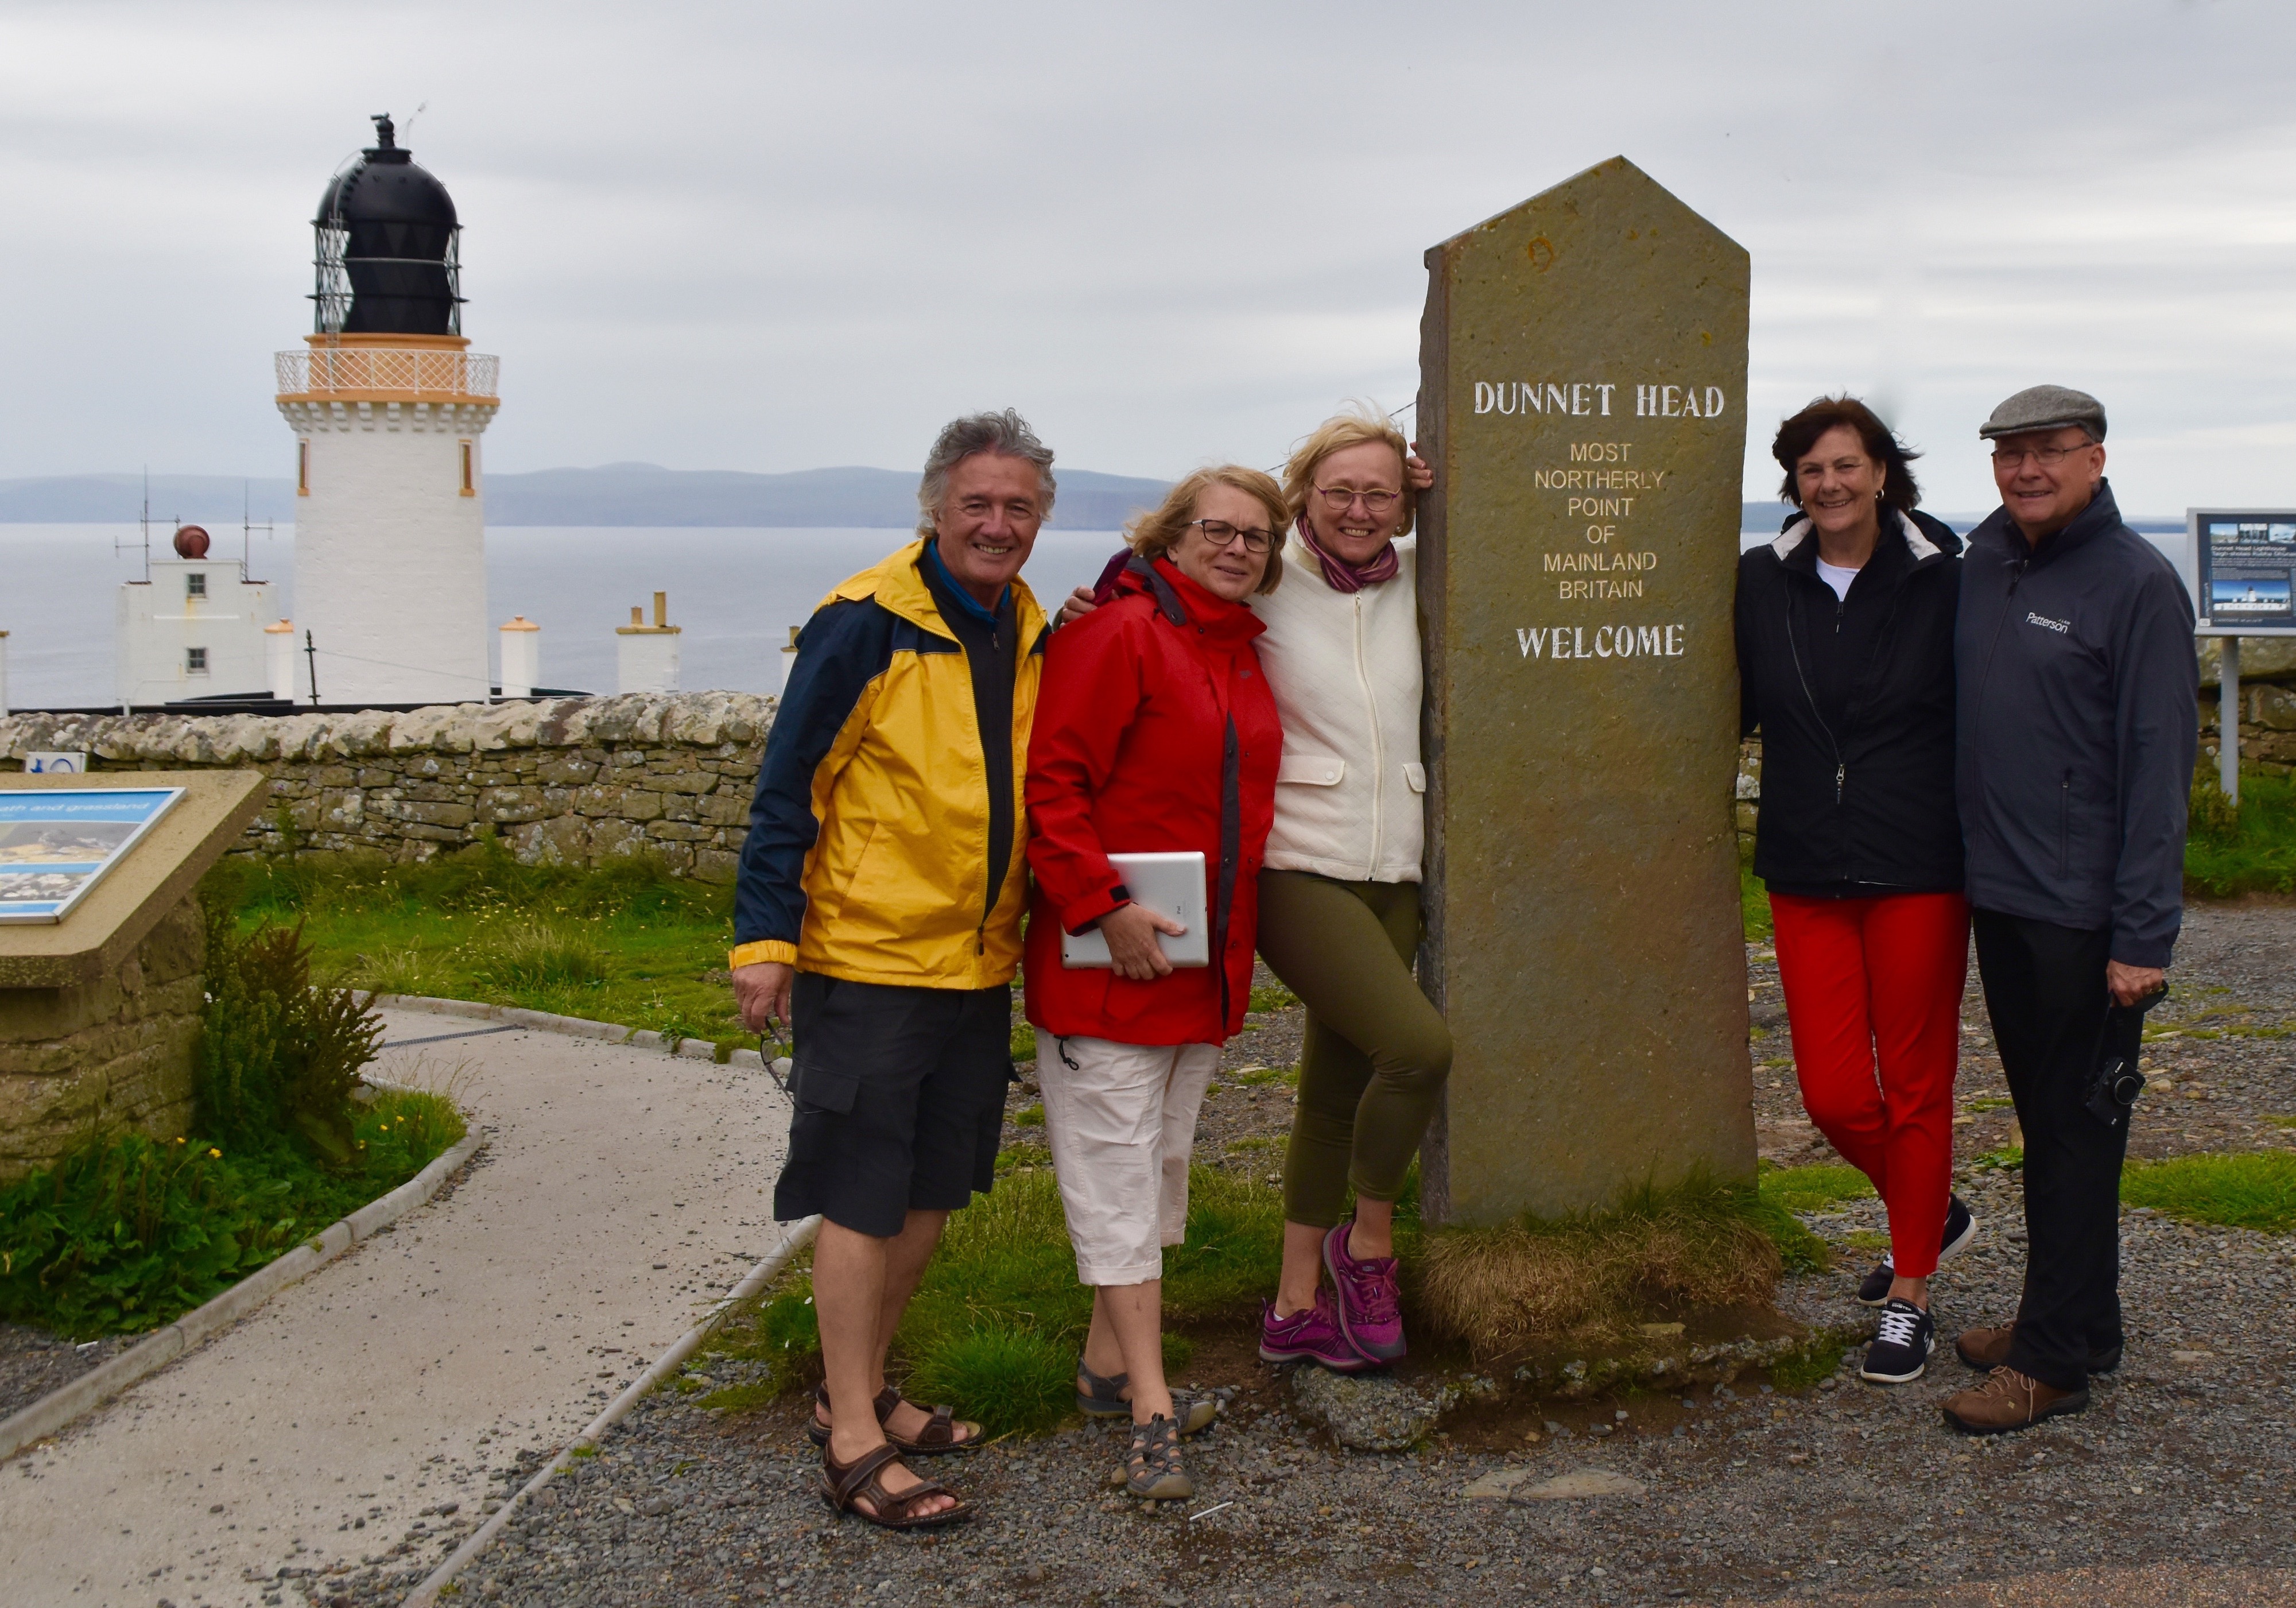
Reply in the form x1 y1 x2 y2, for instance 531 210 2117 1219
916 409 1057 537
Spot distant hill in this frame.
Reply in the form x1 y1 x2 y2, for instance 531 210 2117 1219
0 464 1172 530
0 475 2178 536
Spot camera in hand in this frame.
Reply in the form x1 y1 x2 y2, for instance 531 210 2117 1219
2084 983 2168 1129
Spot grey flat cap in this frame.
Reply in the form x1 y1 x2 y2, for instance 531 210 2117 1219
1979 384 2107 441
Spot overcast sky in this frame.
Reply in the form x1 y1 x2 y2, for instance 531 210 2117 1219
3 0 2292 516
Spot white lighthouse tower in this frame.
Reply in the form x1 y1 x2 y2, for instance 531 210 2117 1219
274 115 498 706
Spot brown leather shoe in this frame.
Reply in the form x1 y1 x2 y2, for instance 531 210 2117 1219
1954 1323 2015 1370
1941 1366 2089 1435
1954 1323 2123 1374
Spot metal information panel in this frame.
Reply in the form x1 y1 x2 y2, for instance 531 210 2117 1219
2192 507 2296 637
0 787 185 924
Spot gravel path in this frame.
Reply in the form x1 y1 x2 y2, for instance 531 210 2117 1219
0 1013 790 1608
375 900 2296 1608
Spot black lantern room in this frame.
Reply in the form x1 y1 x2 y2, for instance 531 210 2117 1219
312 115 464 336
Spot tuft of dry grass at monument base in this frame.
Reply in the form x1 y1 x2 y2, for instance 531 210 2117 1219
1414 1175 1816 1361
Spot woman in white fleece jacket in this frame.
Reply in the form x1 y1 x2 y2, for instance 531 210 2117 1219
1248 409 1453 1373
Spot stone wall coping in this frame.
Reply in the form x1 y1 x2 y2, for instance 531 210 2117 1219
0 1125 488 1466
0 770 266 990
0 692 778 767
364 993 771 1070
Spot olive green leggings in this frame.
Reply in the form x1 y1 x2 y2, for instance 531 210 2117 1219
1255 870 1454 1229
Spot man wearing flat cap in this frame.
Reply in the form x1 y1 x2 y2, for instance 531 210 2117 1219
1944 385 2197 1433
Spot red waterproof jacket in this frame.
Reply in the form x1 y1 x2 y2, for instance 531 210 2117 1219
1024 556 1281 1046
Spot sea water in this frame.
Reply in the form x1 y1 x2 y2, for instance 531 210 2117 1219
0 525 1131 708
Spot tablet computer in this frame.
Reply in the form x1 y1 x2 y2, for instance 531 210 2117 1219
1060 850 1210 969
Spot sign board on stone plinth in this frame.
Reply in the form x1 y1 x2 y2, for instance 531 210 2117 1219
1415 157 1755 1225
0 770 266 1176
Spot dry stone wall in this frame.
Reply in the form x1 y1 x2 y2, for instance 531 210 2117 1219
0 693 777 878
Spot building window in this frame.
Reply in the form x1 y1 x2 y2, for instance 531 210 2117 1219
297 439 311 497
459 439 475 496
186 572 207 598
186 647 209 675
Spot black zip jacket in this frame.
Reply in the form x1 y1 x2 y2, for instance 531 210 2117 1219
1736 506 1964 896
1955 480 2196 967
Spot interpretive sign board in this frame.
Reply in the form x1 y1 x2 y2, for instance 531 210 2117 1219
0 788 184 924
2191 508 2296 636
1415 157 1756 1224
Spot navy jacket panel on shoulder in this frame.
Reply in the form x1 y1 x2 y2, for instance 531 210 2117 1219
734 597 895 950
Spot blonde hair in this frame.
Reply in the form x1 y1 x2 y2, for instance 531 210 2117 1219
1124 465 1287 596
1281 404 1415 537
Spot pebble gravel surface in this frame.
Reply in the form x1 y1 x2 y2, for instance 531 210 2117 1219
168 908 2296 1605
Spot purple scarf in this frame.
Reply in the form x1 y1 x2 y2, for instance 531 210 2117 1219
1294 514 1399 594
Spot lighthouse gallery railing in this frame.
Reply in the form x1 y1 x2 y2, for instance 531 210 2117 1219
275 348 499 400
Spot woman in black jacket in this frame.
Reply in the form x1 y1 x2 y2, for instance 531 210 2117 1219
1736 396 1978 1386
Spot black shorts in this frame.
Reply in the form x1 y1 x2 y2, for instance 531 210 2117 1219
772 972 1013 1238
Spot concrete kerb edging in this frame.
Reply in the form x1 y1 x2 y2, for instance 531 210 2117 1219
369 993 771 1070
400 1214 824 1608
0 1127 491 1464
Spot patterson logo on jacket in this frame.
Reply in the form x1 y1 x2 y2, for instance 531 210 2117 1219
2026 611 2072 635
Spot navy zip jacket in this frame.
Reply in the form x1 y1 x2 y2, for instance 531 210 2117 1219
1955 480 2197 966
1736 506 1964 896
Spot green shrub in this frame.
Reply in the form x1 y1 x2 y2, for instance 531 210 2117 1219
0 1090 463 1338
2122 1150 2296 1232
2184 769 2296 897
195 913 382 1169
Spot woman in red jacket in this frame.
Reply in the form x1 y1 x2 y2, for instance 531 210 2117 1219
1025 465 1285 1502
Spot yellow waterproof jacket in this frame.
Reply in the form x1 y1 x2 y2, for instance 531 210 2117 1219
728 540 1047 989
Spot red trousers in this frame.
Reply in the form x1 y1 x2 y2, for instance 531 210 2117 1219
1769 892 1969 1277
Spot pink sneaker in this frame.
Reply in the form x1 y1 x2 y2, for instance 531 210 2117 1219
1323 1220 1406 1361
1258 1291 1371 1372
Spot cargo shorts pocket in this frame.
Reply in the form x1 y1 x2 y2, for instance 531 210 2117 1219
789 1060 860 1117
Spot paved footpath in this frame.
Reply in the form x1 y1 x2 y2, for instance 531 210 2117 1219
0 1009 790 1608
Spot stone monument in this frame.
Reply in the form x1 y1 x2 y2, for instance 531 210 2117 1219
0 770 266 1178
1415 157 1755 1224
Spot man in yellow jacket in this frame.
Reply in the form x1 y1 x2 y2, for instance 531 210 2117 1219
730 409 1052 1528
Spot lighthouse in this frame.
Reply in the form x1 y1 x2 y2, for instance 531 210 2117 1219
274 115 498 706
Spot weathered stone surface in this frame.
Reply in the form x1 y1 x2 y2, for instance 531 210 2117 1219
1514 1468 1646 1501
1417 157 1756 1222
0 693 777 875
0 893 205 1175
1288 1367 1499 1452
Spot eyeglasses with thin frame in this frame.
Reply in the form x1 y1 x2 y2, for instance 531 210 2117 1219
1989 443 2096 470
1188 518 1273 554
1313 485 1402 514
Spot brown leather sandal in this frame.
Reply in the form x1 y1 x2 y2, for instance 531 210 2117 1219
818 1440 973 1529
872 1385 982 1455
805 1382 982 1455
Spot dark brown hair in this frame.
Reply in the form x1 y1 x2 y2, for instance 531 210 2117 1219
1771 396 1922 512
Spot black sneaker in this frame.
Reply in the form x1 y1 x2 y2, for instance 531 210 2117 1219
1938 1194 1979 1262
1856 1195 1978 1307
1860 1298 1936 1384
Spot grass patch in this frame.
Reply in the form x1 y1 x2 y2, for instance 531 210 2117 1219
207 842 747 1045
1248 982 1300 1013
703 1165 1289 1438
1972 1145 2024 1171
2122 1151 2296 1232
2184 770 2296 897
1767 1329 1857 1392
0 1088 461 1338
1740 836 1772 941
1009 1024 1038 1063
1231 1064 1299 1087
1011 1103 1045 1129
1964 1097 2015 1113
1757 1162 1876 1215
994 1143 1052 1175
1416 1173 1803 1360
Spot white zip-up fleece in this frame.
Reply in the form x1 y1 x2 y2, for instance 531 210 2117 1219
1248 533 1425 883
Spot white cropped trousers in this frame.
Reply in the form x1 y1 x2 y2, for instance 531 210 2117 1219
1038 1036 1220 1287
